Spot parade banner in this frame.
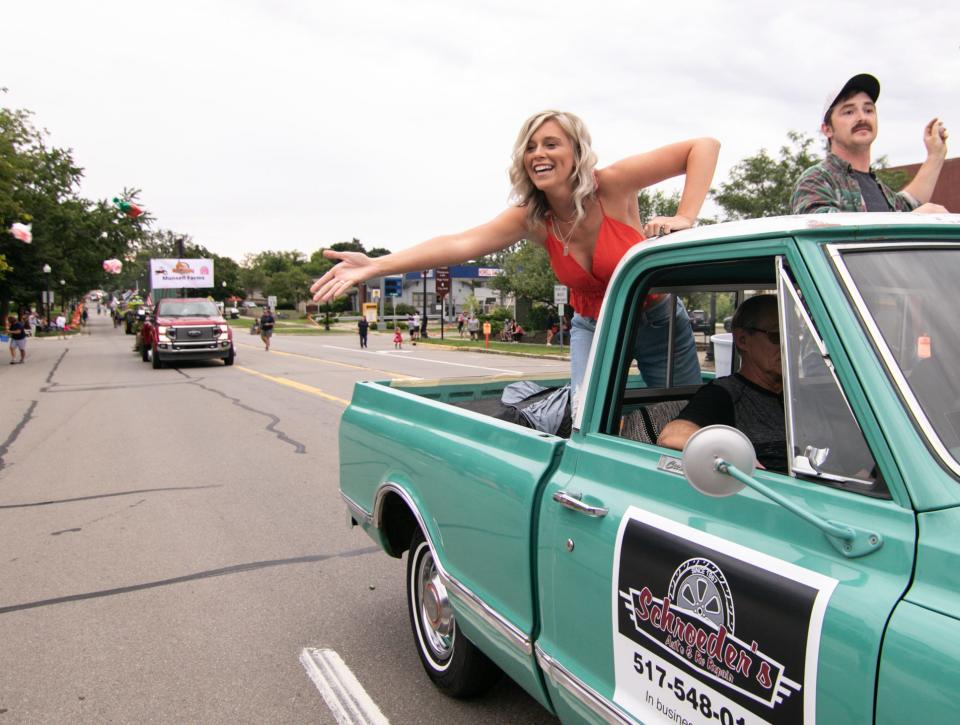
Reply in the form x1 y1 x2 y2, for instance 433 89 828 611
149 259 214 289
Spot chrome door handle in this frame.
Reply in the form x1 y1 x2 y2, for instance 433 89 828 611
552 491 608 518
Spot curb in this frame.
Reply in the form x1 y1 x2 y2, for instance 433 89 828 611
416 341 570 361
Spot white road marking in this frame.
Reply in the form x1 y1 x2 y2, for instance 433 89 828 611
319 345 524 375
299 647 390 725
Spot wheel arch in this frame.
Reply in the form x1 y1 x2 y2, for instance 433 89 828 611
374 483 429 559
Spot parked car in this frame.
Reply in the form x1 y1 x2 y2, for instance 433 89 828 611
336 214 960 723
141 297 234 368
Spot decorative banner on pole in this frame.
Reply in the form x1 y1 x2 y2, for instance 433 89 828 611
9 222 32 243
149 258 214 289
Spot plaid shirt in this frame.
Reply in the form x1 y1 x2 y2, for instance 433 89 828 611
791 152 918 214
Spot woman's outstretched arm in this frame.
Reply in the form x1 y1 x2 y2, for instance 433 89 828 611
310 206 530 302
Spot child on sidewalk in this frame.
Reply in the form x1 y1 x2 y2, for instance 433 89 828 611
393 328 403 349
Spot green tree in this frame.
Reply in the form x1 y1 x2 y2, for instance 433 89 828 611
1 107 140 321
712 131 820 219
487 240 556 306
266 267 313 308
636 189 681 224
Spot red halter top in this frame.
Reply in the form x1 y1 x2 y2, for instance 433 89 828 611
543 192 646 320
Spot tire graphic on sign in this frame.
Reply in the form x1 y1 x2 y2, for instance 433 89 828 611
668 558 735 632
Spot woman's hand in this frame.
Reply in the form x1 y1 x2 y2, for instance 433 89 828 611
643 214 694 238
310 249 379 302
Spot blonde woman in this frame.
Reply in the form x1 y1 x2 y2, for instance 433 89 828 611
311 111 719 400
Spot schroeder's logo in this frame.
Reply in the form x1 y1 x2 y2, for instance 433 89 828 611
619 557 800 710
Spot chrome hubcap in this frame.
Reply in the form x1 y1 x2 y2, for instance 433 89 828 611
417 548 454 660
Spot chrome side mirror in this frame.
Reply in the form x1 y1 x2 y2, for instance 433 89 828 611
680 425 883 558
681 425 754 497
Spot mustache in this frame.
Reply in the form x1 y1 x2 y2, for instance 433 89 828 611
853 122 873 133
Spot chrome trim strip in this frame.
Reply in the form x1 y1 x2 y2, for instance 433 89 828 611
340 491 373 527
373 482 533 657
535 645 633 725
827 243 960 478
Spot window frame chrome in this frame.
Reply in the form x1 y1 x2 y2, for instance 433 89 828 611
827 241 960 479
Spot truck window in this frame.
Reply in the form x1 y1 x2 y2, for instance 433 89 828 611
778 261 879 489
608 256 882 495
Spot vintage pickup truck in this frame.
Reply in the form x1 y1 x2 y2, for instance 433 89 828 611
338 214 960 724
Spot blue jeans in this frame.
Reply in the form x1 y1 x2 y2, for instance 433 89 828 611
570 296 701 404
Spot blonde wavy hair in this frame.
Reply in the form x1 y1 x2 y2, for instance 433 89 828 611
508 110 598 229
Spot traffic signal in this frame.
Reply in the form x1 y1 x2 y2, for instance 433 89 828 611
384 277 403 297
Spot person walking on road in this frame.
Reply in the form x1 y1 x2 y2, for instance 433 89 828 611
259 307 275 351
393 327 403 349
357 317 369 348
7 315 27 364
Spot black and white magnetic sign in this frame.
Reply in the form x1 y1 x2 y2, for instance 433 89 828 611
612 507 837 724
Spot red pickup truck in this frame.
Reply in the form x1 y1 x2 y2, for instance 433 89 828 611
141 298 235 369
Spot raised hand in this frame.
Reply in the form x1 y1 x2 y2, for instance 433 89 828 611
310 249 378 302
923 118 949 159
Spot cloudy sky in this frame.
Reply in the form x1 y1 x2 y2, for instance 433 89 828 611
4 0 958 263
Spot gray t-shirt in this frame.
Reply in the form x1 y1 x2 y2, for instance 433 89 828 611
851 171 892 212
677 374 787 472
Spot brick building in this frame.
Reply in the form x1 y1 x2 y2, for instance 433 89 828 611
886 156 960 211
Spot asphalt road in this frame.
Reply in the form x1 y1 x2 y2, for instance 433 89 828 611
0 314 567 724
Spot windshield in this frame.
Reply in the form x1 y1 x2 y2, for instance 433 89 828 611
158 301 220 318
840 246 960 470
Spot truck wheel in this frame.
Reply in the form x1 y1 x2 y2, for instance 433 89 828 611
152 348 163 369
406 528 500 698
224 347 235 366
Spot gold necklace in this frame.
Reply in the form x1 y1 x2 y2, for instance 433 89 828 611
552 214 576 255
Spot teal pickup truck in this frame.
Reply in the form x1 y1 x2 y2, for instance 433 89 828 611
339 214 960 724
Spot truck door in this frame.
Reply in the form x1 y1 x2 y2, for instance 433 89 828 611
534 250 917 724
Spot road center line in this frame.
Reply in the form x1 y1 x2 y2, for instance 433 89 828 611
235 366 350 406
299 648 390 725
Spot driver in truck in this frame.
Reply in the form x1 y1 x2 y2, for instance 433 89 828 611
657 295 787 472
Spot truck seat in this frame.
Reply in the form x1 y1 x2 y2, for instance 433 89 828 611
620 400 688 444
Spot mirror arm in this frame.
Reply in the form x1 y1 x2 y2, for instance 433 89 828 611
716 459 883 558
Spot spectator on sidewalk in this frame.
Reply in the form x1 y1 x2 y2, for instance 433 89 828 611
55 312 67 339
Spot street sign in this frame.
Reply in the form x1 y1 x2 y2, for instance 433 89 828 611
371 289 381 300
384 277 403 297
554 284 568 305
435 266 451 298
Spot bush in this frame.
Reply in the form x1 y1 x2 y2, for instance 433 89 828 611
393 303 417 316
528 304 554 332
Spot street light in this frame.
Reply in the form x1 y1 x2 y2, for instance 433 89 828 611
60 279 66 313
42 264 51 327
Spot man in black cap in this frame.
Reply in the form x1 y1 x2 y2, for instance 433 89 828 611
791 73 949 214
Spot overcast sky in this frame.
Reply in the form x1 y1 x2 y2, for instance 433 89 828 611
4 1 959 263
